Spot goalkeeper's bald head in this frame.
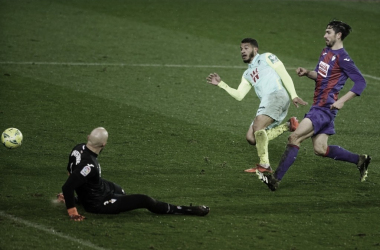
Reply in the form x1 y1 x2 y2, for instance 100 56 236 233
87 127 108 154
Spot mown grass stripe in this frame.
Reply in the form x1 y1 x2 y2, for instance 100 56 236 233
0 211 107 250
1 61 379 81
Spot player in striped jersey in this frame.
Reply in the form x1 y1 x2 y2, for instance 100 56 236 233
258 20 371 191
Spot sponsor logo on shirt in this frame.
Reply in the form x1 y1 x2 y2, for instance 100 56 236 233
318 61 329 78
250 68 260 83
80 164 94 177
344 58 351 61
268 54 279 64
332 55 336 61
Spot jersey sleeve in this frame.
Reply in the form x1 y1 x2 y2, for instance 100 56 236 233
340 56 366 96
62 163 95 209
217 76 251 101
62 173 85 209
265 53 298 100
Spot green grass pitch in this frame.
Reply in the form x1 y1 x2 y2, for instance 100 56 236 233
1 0 379 249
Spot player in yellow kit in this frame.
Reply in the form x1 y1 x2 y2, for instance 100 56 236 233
206 38 307 173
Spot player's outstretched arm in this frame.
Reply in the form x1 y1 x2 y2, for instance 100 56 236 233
267 57 308 108
206 73 221 86
296 67 317 80
62 173 86 221
206 73 251 101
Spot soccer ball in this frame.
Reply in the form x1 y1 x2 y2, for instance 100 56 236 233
1 128 23 149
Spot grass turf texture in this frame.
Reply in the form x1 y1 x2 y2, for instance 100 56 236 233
1 0 379 249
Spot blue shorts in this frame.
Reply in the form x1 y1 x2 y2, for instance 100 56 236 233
305 107 336 135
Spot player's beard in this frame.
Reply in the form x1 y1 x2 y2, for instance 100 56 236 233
325 37 336 48
243 51 255 63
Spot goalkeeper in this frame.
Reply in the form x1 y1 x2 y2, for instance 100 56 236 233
59 127 209 221
206 38 307 173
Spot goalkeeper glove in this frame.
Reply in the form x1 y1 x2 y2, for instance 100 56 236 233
67 207 85 221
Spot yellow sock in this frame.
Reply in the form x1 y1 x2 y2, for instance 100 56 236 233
266 123 289 141
254 129 269 165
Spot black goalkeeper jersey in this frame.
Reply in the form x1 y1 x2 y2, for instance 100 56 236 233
62 143 115 211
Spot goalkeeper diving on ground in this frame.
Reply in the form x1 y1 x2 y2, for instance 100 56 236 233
57 127 209 221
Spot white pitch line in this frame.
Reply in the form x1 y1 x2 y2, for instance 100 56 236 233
1 61 379 81
0 211 107 250
0 61 246 69
362 74 380 81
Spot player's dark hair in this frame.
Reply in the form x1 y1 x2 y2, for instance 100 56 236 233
241 38 259 48
326 19 352 40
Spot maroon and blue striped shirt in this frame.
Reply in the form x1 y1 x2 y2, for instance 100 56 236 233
313 47 366 113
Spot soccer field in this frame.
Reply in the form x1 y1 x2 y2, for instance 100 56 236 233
1 0 379 249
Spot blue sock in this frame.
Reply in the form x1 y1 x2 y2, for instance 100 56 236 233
274 145 299 181
325 145 359 164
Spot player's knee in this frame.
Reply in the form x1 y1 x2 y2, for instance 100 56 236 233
246 132 256 145
246 136 256 145
135 194 157 208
